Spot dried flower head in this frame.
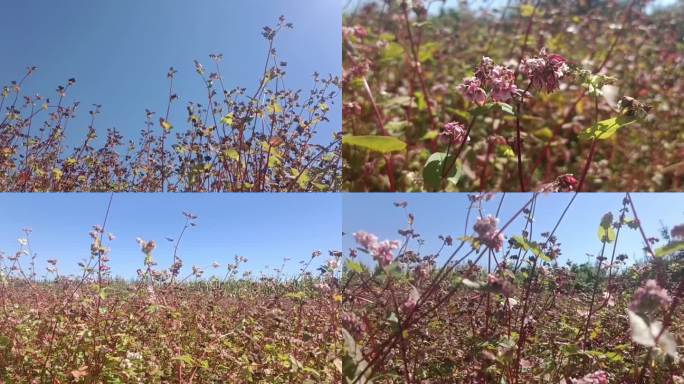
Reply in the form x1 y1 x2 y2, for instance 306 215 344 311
473 215 505 252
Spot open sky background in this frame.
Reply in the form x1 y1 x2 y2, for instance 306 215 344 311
0 194 342 279
343 193 684 268
0 0 341 149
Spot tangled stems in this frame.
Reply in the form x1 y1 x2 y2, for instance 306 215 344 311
349 194 539 383
338 192 681 382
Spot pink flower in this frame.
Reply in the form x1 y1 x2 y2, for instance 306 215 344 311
489 66 518 102
401 295 417 313
671 224 684 240
520 49 568 93
353 231 399 267
469 56 519 102
371 239 400 267
440 121 467 145
474 56 495 84
457 77 487 106
342 312 366 338
354 231 378 250
315 282 331 294
630 279 672 314
571 370 608 384
473 215 505 252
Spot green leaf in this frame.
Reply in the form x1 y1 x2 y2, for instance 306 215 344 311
223 149 240 161
342 135 407 154
0 335 10 350
532 127 554 141
174 355 196 366
654 241 684 258
382 95 414 109
290 169 311 189
421 130 440 141
414 91 427 111
422 152 460 191
497 145 516 158
597 225 616 243
267 102 283 114
418 42 441 62
384 120 411 134
511 236 549 261
285 291 307 300
579 115 636 141
220 113 234 126
470 102 514 116
520 4 536 17
381 42 405 63
346 260 365 273
160 119 173 132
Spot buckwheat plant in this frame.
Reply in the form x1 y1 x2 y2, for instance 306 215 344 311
0 16 341 192
342 1 682 192
0 210 341 382
340 193 683 383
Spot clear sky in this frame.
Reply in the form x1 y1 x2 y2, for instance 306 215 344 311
343 193 684 268
0 193 341 280
1 0 341 148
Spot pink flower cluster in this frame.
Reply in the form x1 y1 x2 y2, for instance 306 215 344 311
571 370 608 384
457 57 518 106
353 231 400 267
401 295 417 313
671 224 684 240
342 312 366 338
439 121 467 145
630 279 672 314
473 215 505 252
457 77 487 106
519 48 569 93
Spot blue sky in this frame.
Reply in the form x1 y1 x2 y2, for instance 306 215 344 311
343 193 684 268
0 193 341 279
1 0 341 148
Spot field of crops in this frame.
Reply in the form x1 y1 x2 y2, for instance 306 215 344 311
342 0 684 192
0 216 341 383
340 193 684 383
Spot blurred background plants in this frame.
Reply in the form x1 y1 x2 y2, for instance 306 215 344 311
342 0 684 191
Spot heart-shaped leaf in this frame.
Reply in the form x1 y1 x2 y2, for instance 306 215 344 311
343 135 407 154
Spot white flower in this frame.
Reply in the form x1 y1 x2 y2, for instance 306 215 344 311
17 238 28 246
